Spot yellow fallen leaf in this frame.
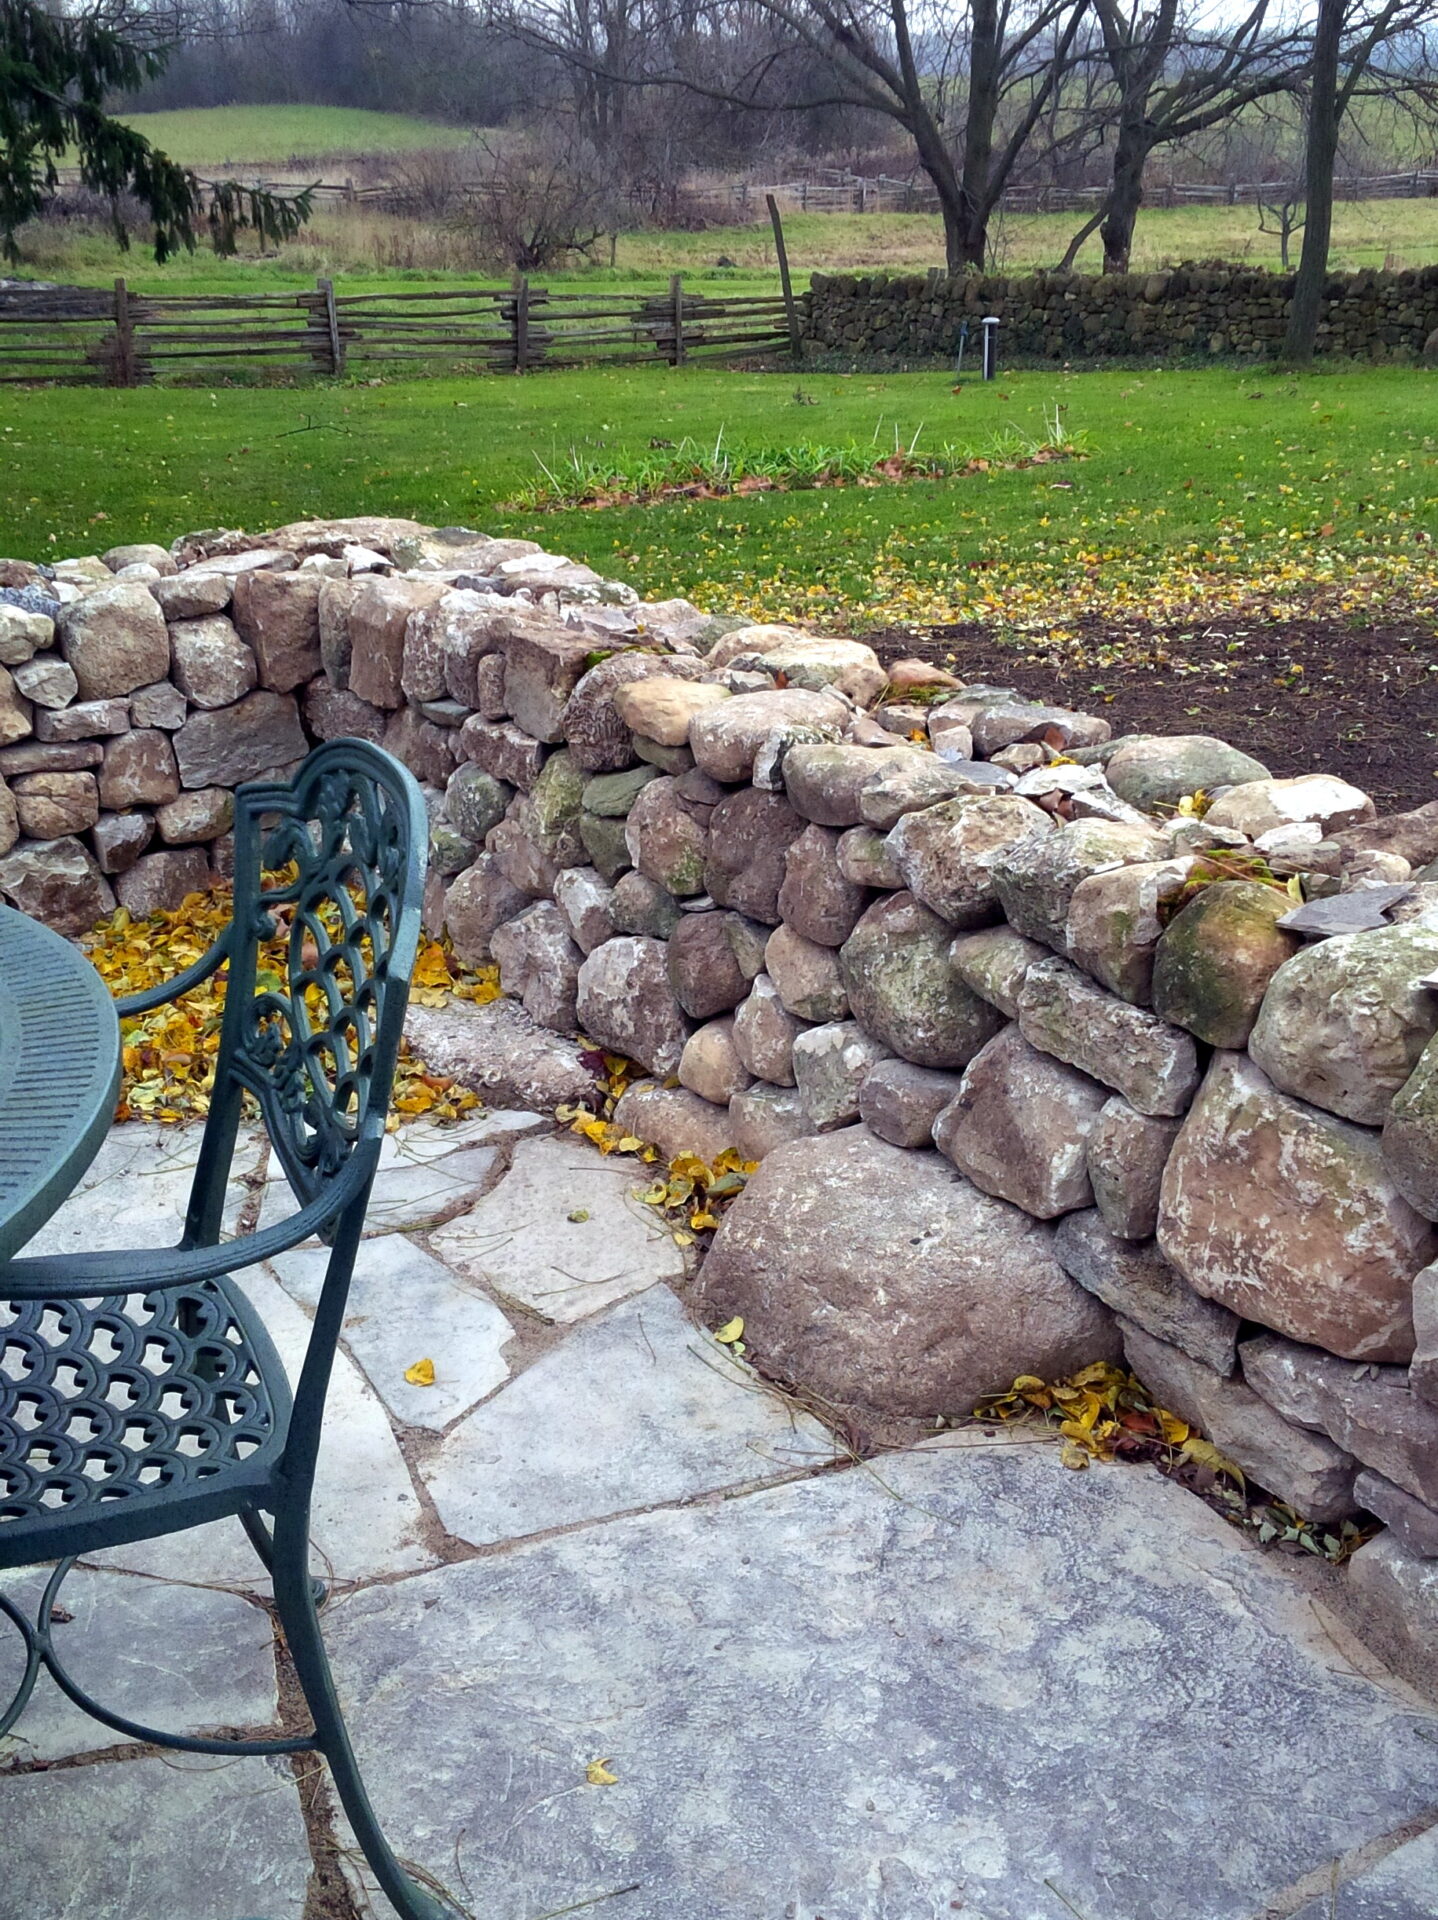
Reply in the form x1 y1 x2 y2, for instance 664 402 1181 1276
1181 1436 1246 1488
585 1759 618 1786
713 1317 744 1344
1157 1410 1190 1446
690 1209 720 1231
404 1358 436 1387
1059 1440 1090 1470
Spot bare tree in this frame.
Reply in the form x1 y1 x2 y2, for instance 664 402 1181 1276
1285 0 1437 361
1256 181 1304 264
501 0 1095 271
1055 0 1302 274
469 129 619 270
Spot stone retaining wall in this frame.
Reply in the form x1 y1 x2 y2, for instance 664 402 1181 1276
801 263 1438 361
5 514 1438 1688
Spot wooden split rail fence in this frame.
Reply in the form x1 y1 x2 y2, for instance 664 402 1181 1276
0 274 798 386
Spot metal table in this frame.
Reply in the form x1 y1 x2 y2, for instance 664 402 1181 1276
0 905 121 1264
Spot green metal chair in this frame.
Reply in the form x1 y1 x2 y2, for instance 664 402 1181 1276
0 739 457 1920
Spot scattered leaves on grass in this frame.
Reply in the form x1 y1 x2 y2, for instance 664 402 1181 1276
83 883 500 1128
970 1362 1374 1563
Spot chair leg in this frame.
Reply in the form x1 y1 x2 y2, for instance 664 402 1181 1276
269 1508 457 1920
241 1507 325 1606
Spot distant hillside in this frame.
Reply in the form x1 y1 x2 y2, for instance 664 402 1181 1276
116 106 472 168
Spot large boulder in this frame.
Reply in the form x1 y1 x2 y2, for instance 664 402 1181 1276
625 775 711 897
1151 879 1301 1048
720 631 886 704
934 1025 1107 1218
58 583 169 699
1084 1097 1182 1241
168 614 257 710
783 743 908 827
490 902 583 1033
696 1128 1120 1428
776 823 867 947
562 653 706 773
839 893 1006 1070
1054 1213 1240 1375
230 568 323 692
172 690 306 789
1158 1052 1436 1363
1203 774 1374 839
1064 858 1194 1005
889 793 1052 929
575 936 691 1076
1104 735 1269 813
667 911 755 1019
0 834 114 935
1248 923 1438 1125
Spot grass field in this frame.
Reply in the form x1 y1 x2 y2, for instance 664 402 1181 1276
110 105 473 167
4 364 1436 636
17 198 1438 305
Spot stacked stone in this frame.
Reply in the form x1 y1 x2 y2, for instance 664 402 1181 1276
802 263 1438 363
8 511 1438 1682
0 518 726 936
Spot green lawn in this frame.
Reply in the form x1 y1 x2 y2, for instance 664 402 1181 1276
4 364 1436 632
111 105 473 167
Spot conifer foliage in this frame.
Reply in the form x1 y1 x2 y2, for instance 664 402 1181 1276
0 0 312 262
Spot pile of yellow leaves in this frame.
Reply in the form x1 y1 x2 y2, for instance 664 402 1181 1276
555 1055 757 1245
83 885 501 1129
974 1362 1373 1563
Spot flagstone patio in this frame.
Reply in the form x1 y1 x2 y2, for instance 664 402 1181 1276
3 1114 1438 1920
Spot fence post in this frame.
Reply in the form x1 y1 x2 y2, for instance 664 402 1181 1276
318 276 343 376
766 194 803 365
513 274 530 373
112 277 137 387
670 273 685 367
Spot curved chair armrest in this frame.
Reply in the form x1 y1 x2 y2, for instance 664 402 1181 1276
115 936 231 1017
0 1148 377 1301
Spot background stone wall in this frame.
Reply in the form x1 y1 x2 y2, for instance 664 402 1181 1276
801 263 1438 362
5 514 1438 1687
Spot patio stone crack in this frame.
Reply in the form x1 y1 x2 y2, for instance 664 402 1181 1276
1243 1799 1438 1918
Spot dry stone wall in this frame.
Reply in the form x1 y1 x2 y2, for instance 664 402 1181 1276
802 263 1438 362
7 513 1438 1685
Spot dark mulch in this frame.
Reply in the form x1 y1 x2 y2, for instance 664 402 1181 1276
868 615 1438 814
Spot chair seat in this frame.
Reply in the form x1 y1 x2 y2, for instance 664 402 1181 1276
0 1275 290 1567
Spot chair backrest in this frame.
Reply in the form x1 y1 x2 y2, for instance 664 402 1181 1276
196 740 427 1234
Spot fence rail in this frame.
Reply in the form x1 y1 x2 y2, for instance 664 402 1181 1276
0 274 793 385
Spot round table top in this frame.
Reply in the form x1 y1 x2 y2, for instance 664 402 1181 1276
0 906 121 1265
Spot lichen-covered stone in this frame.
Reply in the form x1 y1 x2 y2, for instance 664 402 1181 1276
948 924 1048 1018
1017 955 1201 1118
563 654 707 772
444 763 511 845
792 1021 891 1131
1204 774 1374 839
856 1058 961 1149
857 753 987 831
1054 1212 1240 1374
155 786 232 845
1085 1096 1182 1240
1158 1051 1435 1363
727 1084 819 1161
443 853 530 966
551 865 616 954
689 689 849 783
581 765 658 817
346 575 447 710
764 923 849 1023
1249 923 1438 1125
722 631 886 704
0 833 113 934
992 817 1169 954
57 583 170 700
934 1026 1106 1218
679 1018 753 1105
667 911 754 1019
1104 734 1270 813
576 936 691 1076
732 974 809 1086
457 717 546 791
1392 1043 1438 1224
705 789 806 924
625 776 710 897
839 893 1006 1070
889 793 1053 929
610 870 679 939
11 771 98 839
697 1128 1119 1427
230 568 322 693
611 676 731 748
1151 879 1301 1048
777 823 867 947
782 743 908 826
491 901 583 1032
836 824 902 888
172 691 305 790
1065 858 1194 1005
579 810 633 884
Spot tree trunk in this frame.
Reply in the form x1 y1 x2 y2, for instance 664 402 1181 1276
957 0 1002 269
1284 0 1343 364
1100 130 1151 274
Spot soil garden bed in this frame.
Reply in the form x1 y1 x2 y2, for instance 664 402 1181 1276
870 614 1438 815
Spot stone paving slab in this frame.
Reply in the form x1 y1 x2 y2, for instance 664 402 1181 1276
16 1121 264 1257
267 1234 515 1432
88 1267 434 1589
422 1286 838 1546
324 1442 1438 1920
1290 1824 1438 1918
0 1566 275 1764
259 1141 504 1240
0 1753 313 1920
429 1134 684 1324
